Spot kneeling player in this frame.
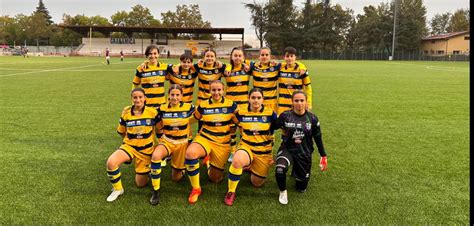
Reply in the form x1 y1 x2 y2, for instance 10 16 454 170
184 80 239 204
274 90 328 205
224 88 278 206
149 84 196 205
105 88 160 202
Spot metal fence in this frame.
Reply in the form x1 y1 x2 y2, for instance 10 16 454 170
299 50 470 61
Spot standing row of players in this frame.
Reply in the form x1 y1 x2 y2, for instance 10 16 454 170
105 45 328 206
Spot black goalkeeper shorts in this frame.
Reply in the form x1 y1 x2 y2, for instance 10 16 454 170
276 147 313 181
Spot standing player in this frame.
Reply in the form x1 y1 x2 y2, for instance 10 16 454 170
132 45 173 109
224 88 277 206
149 84 196 205
168 53 198 144
277 47 312 115
168 53 198 104
105 88 160 202
247 47 281 113
224 47 250 162
105 47 110 65
120 49 124 62
274 90 328 205
194 48 226 105
184 80 239 204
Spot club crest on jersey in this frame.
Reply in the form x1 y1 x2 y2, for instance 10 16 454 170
262 116 267 122
182 112 187 117
222 108 227 113
146 119 151 125
214 69 219 73
306 123 311 130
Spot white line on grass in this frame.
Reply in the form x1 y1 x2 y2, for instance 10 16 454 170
0 61 143 78
386 62 469 72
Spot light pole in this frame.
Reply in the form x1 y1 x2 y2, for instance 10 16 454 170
390 0 398 61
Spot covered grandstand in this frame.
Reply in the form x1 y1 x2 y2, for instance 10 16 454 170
59 25 244 58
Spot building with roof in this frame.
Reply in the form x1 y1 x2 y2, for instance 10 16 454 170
420 31 470 56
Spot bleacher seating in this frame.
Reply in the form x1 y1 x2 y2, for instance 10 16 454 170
76 38 242 58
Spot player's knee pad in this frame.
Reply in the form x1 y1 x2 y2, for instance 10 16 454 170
275 165 288 180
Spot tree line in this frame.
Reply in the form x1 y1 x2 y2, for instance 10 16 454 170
246 0 469 55
0 1 213 47
0 0 470 52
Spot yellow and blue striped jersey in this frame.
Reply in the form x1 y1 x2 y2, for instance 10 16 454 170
117 106 159 151
133 62 172 108
249 61 281 103
236 105 277 153
194 97 238 144
168 67 197 103
278 62 312 114
194 62 226 102
224 63 250 109
157 102 195 141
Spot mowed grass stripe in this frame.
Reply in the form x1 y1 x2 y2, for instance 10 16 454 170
0 57 469 224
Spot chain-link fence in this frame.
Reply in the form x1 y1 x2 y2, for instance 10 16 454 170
299 49 469 61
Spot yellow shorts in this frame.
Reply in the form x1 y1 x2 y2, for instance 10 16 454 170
119 143 153 174
193 135 231 170
157 135 189 170
263 99 278 113
237 143 273 178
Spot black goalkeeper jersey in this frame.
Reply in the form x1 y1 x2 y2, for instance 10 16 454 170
276 110 326 157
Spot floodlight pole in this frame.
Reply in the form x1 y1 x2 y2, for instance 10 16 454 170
391 0 397 60
89 26 92 55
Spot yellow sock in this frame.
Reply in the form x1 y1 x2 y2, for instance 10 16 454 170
185 159 200 189
107 167 123 190
150 160 162 191
228 165 243 192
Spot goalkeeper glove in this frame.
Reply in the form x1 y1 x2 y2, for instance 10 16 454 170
319 156 327 171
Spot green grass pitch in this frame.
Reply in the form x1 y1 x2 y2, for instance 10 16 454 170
0 56 469 224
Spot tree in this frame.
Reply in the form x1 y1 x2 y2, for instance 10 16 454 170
296 1 353 52
447 9 469 32
127 4 157 27
244 1 268 48
430 13 451 34
264 0 298 53
111 11 129 26
35 0 53 25
395 0 428 51
352 3 392 53
161 4 213 39
29 11 53 47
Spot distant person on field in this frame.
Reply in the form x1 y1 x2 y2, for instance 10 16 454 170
167 50 170 59
277 47 312 115
105 88 160 202
105 47 110 65
274 90 327 205
120 50 124 62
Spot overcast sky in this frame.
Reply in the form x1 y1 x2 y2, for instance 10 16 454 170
0 0 469 46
